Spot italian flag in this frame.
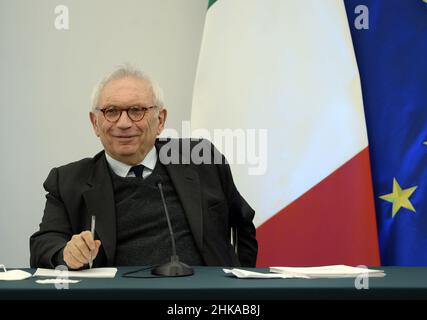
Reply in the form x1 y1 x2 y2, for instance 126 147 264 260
191 0 380 266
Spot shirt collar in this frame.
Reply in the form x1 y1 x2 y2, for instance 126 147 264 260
105 146 157 178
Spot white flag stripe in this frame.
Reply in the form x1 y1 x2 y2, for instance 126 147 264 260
192 0 368 226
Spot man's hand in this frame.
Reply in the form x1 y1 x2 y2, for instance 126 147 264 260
63 231 102 269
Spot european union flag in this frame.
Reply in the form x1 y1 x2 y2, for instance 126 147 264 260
344 0 427 265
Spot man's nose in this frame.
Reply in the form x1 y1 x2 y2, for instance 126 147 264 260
115 110 133 128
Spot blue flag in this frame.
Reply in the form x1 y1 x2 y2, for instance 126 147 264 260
344 0 427 265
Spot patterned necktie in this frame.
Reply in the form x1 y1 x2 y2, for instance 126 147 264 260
130 165 144 178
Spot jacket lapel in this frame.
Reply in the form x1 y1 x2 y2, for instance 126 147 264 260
82 153 116 266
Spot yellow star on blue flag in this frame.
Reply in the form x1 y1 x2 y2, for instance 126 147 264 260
379 178 417 217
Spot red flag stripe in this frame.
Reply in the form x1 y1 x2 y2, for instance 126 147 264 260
256 147 380 267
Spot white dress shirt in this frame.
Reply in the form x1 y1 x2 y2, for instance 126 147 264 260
105 146 157 179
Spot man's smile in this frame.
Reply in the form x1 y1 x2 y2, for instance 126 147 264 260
113 134 139 139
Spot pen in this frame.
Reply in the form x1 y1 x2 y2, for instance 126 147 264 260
89 215 96 269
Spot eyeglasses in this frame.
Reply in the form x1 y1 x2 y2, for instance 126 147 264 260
96 106 157 122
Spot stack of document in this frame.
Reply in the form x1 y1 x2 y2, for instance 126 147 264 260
224 268 305 279
34 267 117 278
224 265 385 279
270 265 385 279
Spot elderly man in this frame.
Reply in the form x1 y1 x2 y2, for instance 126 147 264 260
30 66 257 270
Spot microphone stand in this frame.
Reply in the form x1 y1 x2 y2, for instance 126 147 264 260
151 181 194 277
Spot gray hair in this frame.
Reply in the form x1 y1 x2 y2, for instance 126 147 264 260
90 65 165 111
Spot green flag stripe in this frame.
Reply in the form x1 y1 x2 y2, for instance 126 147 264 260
208 0 217 9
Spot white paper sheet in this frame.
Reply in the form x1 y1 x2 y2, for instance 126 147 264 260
223 268 310 279
224 265 386 279
0 270 32 281
36 279 81 284
34 267 117 278
270 265 386 278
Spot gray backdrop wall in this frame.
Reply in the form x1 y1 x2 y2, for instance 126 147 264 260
0 0 207 267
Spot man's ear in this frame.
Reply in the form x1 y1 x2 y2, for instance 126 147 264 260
89 112 100 137
157 108 167 135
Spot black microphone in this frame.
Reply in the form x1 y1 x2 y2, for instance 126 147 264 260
151 176 194 277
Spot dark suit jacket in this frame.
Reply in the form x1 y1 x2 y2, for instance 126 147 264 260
30 139 257 268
